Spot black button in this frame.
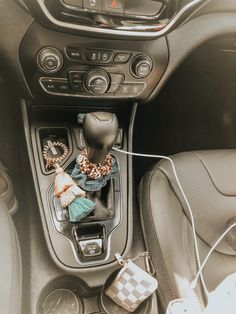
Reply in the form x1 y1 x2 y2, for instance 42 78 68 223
125 0 163 17
110 73 124 85
40 78 57 92
42 56 58 71
40 78 72 94
114 53 130 63
116 84 131 96
130 84 145 96
69 71 85 83
66 48 85 60
55 80 71 93
136 61 152 77
108 84 120 93
63 0 83 7
86 49 113 63
69 71 85 92
100 51 113 63
104 0 125 13
79 239 103 257
83 0 103 11
86 50 100 62
71 82 84 92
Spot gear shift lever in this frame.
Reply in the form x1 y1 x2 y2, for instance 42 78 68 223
82 112 118 164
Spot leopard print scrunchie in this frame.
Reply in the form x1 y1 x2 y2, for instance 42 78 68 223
77 148 114 179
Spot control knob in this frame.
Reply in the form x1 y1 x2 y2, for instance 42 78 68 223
37 47 64 73
83 69 110 95
131 55 153 78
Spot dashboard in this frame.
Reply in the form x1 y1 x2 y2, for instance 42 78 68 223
0 0 236 105
17 0 209 103
1 0 236 309
22 0 192 37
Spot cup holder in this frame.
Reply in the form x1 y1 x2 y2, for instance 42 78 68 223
99 270 153 314
37 276 84 314
42 289 79 314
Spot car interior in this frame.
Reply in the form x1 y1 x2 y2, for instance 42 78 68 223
1 0 236 313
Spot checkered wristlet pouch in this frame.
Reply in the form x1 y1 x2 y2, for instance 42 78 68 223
105 252 158 312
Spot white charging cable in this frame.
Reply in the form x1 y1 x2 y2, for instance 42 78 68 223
113 146 236 309
191 222 236 289
113 147 209 298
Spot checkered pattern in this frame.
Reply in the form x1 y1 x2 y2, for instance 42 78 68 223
105 261 158 312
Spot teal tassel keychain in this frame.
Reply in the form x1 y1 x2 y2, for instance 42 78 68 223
68 197 95 222
42 142 96 223
54 164 95 222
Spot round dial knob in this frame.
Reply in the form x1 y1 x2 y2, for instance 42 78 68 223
37 47 64 73
83 69 110 95
131 55 153 78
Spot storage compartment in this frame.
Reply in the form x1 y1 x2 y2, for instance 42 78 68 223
36 126 73 173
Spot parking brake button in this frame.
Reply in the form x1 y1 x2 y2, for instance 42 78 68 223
78 238 103 257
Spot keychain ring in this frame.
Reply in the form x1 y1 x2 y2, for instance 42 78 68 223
43 141 69 169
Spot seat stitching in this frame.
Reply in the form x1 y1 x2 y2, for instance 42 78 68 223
194 152 233 197
142 164 178 307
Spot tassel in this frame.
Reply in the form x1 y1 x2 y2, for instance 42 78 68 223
60 184 86 208
54 165 75 197
68 197 95 222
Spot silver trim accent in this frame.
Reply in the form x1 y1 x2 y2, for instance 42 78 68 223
61 0 166 21
36 0 209 37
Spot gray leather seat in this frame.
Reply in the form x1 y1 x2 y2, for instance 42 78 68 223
140 150 236 311
0 165 21 314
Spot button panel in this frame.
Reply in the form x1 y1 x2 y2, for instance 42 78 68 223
86 49 113 63
40 76 145 98
66 48 125 64
40 78 73 95
36 47 152 99
68 70 85 91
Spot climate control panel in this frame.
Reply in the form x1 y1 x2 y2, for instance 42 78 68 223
19 23 169 102
40 69 145 98
36 47 151 99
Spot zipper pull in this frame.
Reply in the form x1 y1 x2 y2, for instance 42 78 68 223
144 252 156 275
115 253 126 266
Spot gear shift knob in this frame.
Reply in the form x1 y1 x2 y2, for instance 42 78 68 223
82 112 118 164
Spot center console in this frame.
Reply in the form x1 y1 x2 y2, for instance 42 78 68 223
28 110 128 268
19 5 169 313
18 0 210 312
19 17 169 270
22 94 161 312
